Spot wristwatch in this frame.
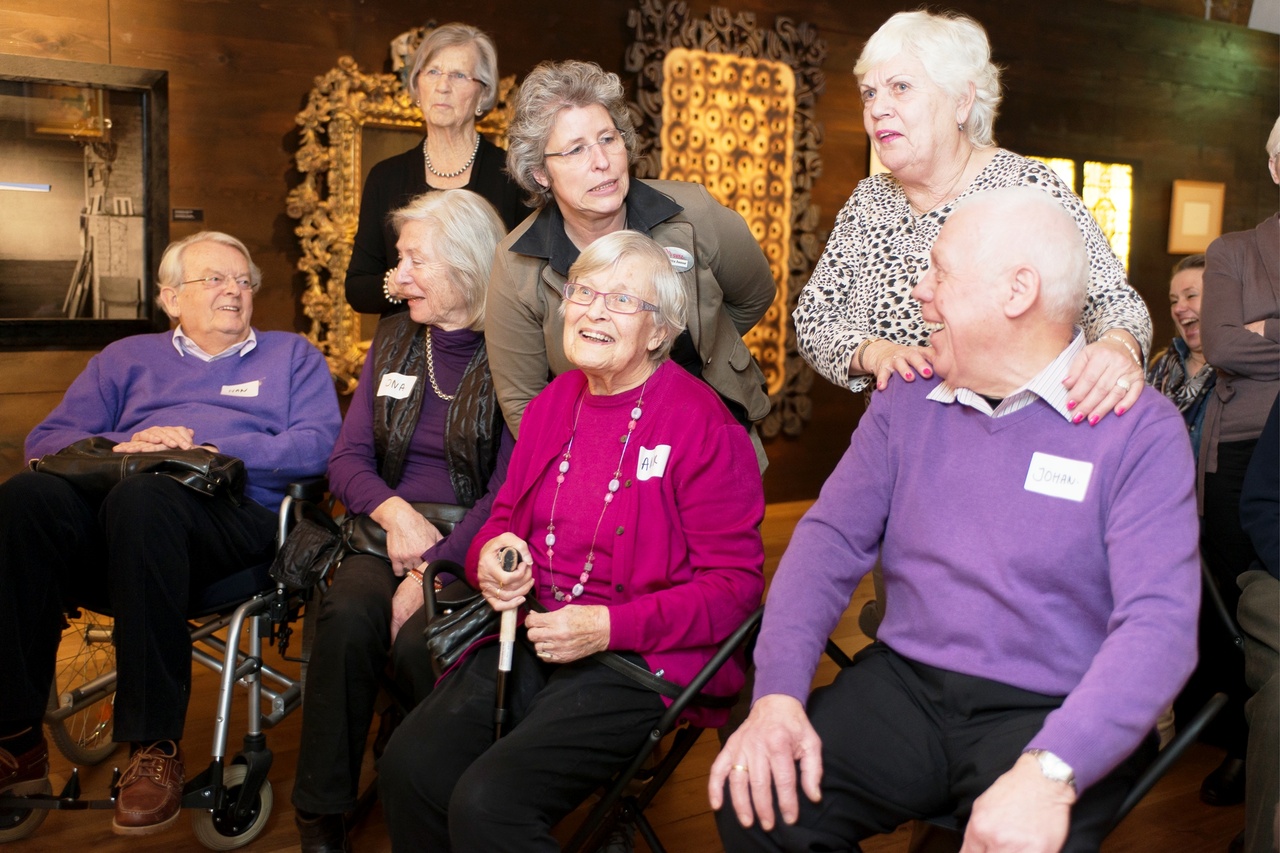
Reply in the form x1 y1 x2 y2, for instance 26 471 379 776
1024 748 1076 793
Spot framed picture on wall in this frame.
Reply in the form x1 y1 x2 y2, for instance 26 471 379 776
1168 179 1225 254
26 84 107 139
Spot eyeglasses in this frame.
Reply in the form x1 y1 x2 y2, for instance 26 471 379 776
544 131 626 166
422 68 486 87
563 282 659 315
181 274 257 292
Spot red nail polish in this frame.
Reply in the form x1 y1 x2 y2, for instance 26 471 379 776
1067 400 1077 410
1116 407 1126 416
904 372 914 381
921 368 932 377
1073 413 1084 424
1089 415 1099 426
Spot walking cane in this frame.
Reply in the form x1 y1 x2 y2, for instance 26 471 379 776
494 546 519 739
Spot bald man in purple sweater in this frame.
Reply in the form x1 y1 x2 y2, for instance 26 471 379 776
712 187 1200 853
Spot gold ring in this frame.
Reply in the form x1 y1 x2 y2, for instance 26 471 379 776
731 764 748 773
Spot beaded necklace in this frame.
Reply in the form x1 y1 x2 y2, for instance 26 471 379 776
423 133 480 180
545 378 648 603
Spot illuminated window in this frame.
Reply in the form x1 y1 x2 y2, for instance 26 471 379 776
1028 156 1132 272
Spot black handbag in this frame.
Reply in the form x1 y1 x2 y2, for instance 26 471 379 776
340 501 469 562
422 560 499 677
269 517 343 590
32 436 246 503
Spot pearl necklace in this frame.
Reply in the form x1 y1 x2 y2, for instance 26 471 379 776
423 133 480 180
545 379 648 603
423 326 454 401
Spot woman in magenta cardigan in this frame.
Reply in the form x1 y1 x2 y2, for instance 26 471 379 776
378 230 766 851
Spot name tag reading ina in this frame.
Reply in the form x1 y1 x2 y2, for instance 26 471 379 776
220 380 260 397
377 372 417 399
636 445 671 481
1023 451 1093 502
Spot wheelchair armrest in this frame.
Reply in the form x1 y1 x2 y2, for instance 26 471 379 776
286 476 329 503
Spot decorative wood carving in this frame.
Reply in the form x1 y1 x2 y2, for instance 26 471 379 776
626 0 825 438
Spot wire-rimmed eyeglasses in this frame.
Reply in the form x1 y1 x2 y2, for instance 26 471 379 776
181 274 258 292
422 68 486 87
544 130 627 167
563 282 658 315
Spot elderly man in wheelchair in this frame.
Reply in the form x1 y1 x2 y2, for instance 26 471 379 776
0 231 340 838
711 187 1202 853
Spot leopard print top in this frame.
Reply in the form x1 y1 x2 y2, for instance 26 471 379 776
794 148 1153 391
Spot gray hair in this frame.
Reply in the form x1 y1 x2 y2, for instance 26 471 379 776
953 187 1088 326
390 189 505 331
405 22 499 114
506 60 638 208
564 230 687 363
855 10 1003 150
1267 115 1280 159
155 231 261 318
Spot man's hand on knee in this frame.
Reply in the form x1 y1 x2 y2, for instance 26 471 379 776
708 693 824 831
961 752 1075 853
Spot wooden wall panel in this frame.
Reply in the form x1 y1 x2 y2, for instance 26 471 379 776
0 0 1274 502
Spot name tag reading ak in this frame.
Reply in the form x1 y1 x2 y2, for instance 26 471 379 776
1023 451 1093 503
377 373 417 399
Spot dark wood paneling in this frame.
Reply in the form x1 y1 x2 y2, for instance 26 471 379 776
0 0 1274 503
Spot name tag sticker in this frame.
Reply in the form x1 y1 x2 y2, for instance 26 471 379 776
663 246 694 272
220 380 260 398
636 445 672 481
377 372 417 399
1024 451 1093 502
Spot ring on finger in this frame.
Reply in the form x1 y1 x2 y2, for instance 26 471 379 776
1115 377 1132 391
731 764 748 774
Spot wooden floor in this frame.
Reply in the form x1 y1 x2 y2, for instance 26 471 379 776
7 500 1246 852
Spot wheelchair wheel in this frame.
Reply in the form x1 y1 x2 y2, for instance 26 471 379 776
46 610 119 766
190 764 273 850
0 776 51 842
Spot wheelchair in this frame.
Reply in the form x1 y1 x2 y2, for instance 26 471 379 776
0 478 334 850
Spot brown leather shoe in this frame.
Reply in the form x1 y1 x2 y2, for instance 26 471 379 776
112 741 184 835
0 735 50 797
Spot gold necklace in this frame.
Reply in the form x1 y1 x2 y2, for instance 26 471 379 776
423 326 455 401
909 149 975 218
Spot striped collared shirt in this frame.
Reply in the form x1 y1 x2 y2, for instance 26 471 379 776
926 329 1084 421
171 326 258 362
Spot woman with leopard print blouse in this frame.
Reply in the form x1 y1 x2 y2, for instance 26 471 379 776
795 10 1151 426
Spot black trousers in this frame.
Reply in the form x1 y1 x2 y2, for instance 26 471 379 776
291 553 436 814
0 469 276 742
717 643 1156 853
1191 437 1260 757
378 638 665 852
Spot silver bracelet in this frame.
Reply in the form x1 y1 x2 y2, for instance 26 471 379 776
382 269 403 305
1099 333 1141 367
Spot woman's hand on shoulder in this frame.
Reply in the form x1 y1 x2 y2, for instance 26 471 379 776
476 533 534 611
858 340 936 391
525 605 610 664
1064 332 1145 425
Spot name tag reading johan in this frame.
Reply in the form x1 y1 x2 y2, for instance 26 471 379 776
1024 451 1093 503
636 445 671 481
376 373 417 399
220 380 260 398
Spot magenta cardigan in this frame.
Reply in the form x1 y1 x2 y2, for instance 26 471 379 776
466 360 765 726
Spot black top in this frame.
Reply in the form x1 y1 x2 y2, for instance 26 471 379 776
345 136 532 315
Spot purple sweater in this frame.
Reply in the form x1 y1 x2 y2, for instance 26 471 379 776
26 331 340 513
466 360 765 726
327 326 513 566
754 375 1201 792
